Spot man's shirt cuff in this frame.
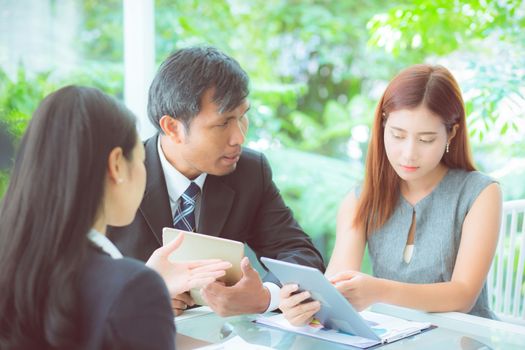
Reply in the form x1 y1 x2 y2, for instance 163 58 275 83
263 282 281 313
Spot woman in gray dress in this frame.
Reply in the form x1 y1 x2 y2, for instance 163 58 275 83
280 64 502 324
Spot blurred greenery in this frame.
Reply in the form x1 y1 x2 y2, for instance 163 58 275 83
265 148 363 260
0 68 56 139
1 0 524 274
0 68 56 196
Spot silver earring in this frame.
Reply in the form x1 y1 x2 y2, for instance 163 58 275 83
446 143 450 153
117 178 124 184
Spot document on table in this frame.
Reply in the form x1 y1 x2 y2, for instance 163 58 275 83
174 306 214 321
195 335 274 350
255 310 434 348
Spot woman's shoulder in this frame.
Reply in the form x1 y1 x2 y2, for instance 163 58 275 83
446 168 498 209
86 246 145 271
82 248 167 300
447 168 496 189
79 249 174 349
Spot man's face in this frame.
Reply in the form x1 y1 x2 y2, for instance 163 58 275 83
175 89 250 179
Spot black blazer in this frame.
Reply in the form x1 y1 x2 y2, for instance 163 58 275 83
108 134 325 282
79 246 175 349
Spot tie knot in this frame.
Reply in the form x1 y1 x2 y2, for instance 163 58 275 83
182 182 200 204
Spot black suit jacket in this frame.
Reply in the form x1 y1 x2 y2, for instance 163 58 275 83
108 134 325 282
79 246 175 349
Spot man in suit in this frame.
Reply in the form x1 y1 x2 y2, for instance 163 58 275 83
108 46 325 317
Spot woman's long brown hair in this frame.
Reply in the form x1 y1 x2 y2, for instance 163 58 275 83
353 64 476 236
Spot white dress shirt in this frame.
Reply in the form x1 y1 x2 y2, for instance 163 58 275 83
157 138 207 222
157 137 280 312
87 229 123 259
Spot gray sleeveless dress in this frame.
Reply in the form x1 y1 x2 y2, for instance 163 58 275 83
366 169 496 318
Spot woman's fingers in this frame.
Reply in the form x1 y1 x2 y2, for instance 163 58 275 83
158 233 185 257
281 290 312 310
280 283 299 299
186 259 224 269
328 270 359 284
286 300 321 326
334 279 354 293
188 271 227 288
279 284 321 326
279 284 305 311
190 260 232 273
187 276 218 289
192 269 227 279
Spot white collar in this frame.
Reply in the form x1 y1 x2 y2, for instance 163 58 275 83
87 229 123 259
157 135 207 201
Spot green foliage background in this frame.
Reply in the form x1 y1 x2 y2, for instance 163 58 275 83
1 0 524 265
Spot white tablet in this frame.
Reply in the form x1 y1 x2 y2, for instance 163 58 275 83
162 228 245 305
260 257 380 341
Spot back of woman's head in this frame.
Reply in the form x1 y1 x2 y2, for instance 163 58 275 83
355 64 475 235
0 86 137 348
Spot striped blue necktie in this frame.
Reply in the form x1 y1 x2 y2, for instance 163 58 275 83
173 182 200 232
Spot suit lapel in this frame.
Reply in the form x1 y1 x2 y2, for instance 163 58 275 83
199 175 235 237
139 135 173 245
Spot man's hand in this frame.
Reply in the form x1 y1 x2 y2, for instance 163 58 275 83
146 232 232 296
171 292 194 316
200 257 270 317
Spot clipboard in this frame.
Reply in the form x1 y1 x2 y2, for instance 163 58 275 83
259 257 433 347
261 257 380 340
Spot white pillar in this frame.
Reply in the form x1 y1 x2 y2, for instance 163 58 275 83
0 0 79 79
123 0 156 140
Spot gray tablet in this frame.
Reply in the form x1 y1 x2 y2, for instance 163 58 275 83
163 228 244 305
261 257 380 341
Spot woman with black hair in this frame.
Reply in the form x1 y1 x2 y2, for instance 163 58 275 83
0 86 230 349
0 120 14 171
